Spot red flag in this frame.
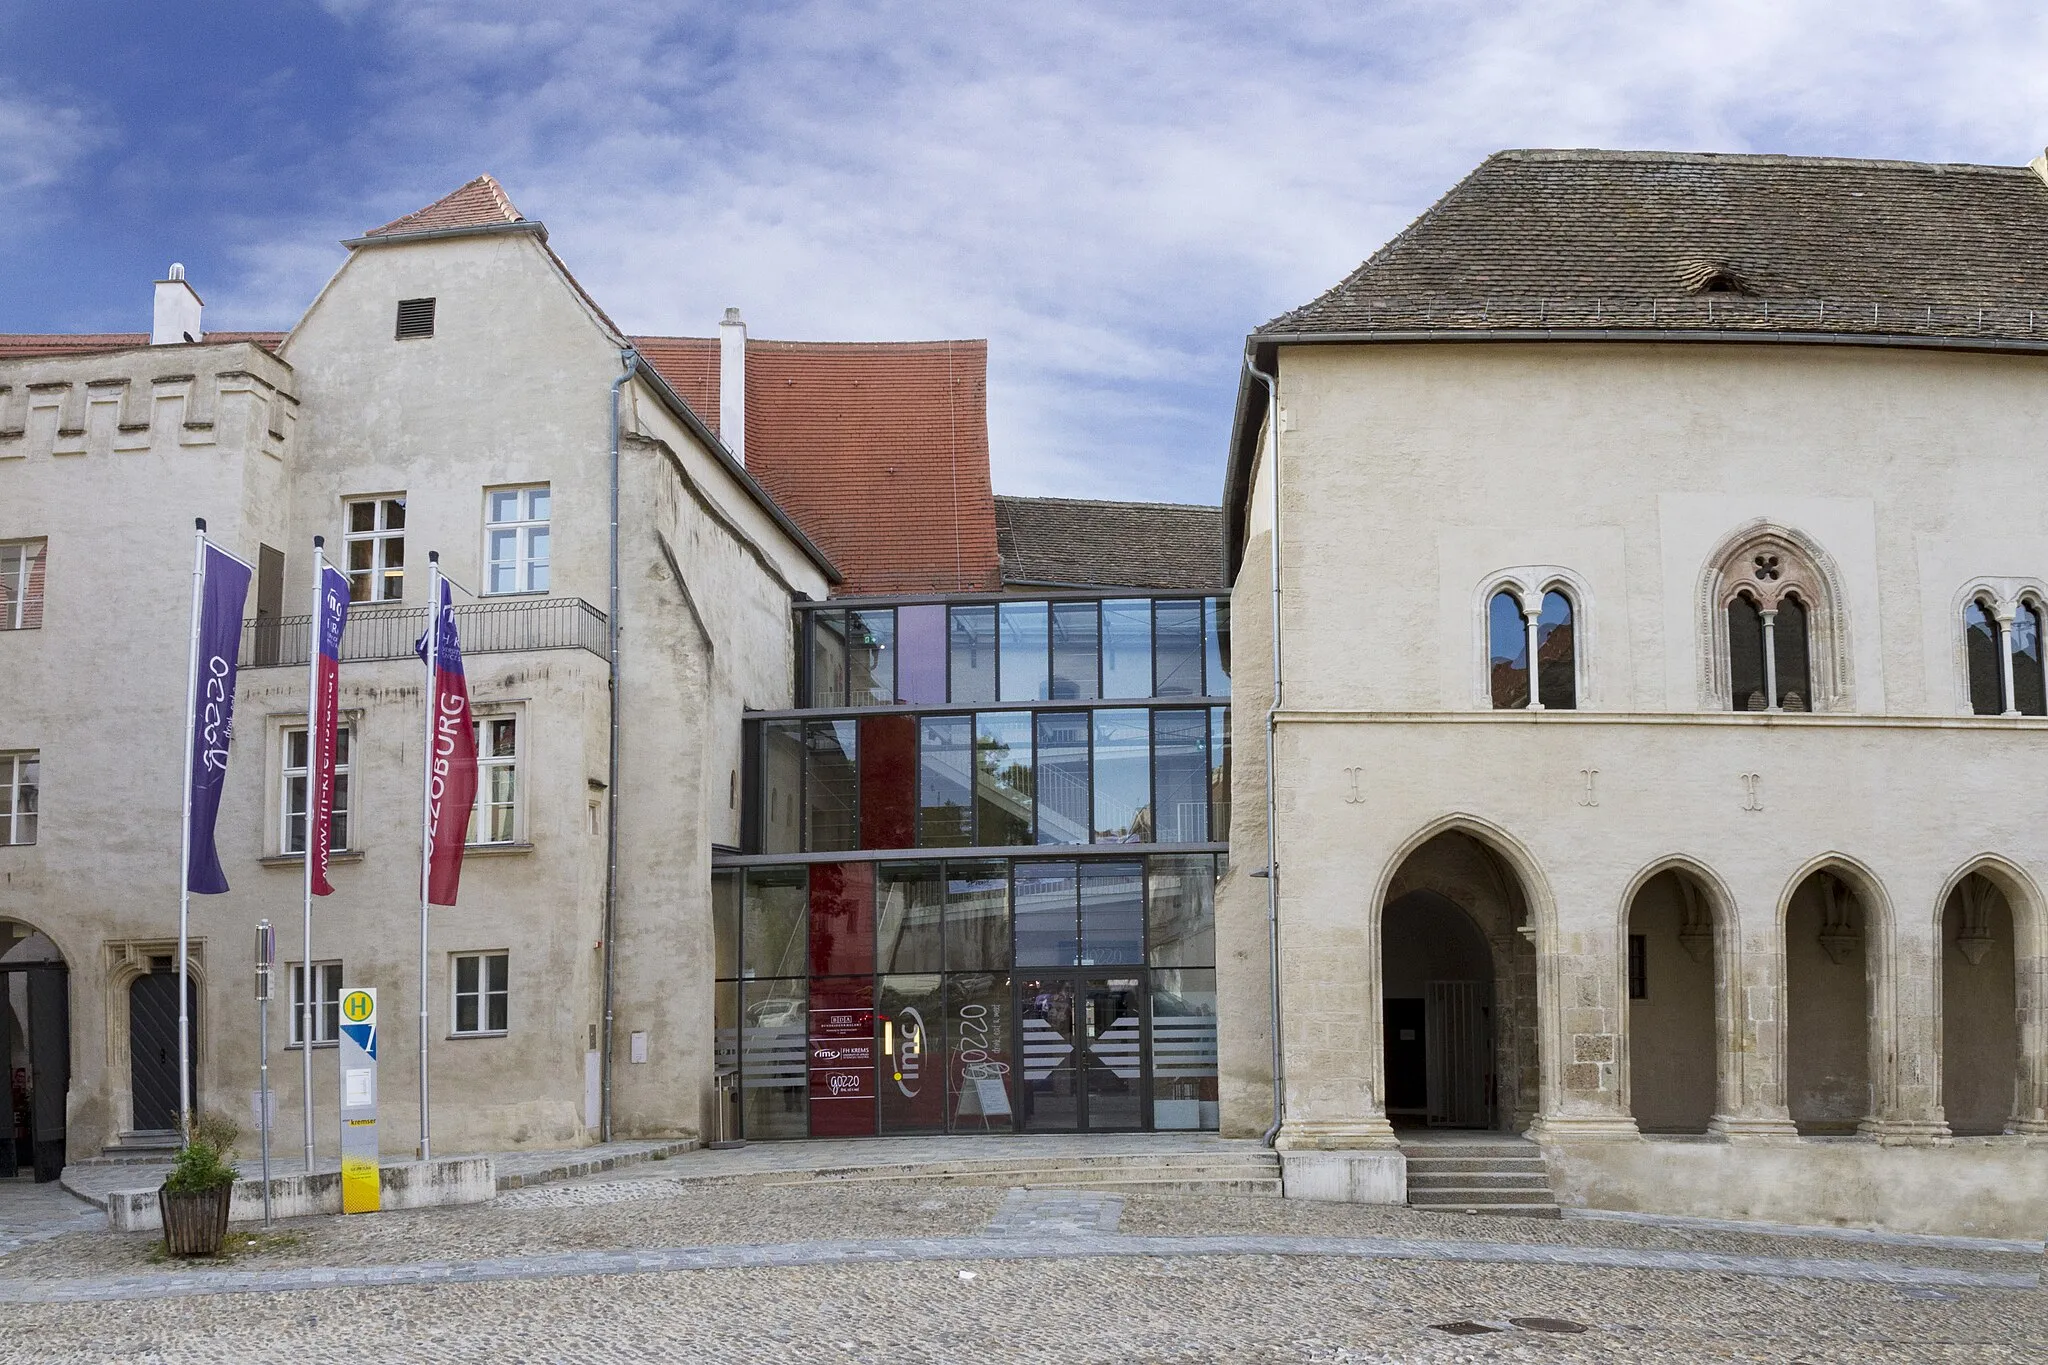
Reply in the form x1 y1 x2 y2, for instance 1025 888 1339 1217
417 576 477 905
308 564 351 896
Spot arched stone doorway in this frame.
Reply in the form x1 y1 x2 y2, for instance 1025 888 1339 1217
1940 872 2020 1136
1380 832 1539 1132
1 919 69 1181
1623 869 1722 1134
1784 869 1875 1134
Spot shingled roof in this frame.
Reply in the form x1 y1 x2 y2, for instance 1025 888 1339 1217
0 332 284 359
994 495 1224 590
1264 149 2048 343
362 174 527 239
637 337 1000 597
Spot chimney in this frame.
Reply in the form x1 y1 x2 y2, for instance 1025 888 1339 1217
719 306 747 463
152 263 204 345
2031 147 2048 190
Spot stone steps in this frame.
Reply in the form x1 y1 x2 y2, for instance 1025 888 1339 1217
1402 1135 1560 1219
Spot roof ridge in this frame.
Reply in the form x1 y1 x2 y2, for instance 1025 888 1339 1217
995 493 1220 512
1492 147 2033 176
364 174 526 238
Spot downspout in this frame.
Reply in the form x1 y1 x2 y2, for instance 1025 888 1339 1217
1245 351 1286 1148
601 348 637 1142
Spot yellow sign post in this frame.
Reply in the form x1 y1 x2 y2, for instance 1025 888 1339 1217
337 987 380 1213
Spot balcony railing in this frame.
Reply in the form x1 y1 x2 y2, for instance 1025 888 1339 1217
241 596 609 669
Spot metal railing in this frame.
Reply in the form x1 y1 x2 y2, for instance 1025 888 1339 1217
1284 294 2048 344
241 596 609 669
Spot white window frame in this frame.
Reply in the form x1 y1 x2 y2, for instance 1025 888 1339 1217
483 485 550 595
289 961 344 1047
450 951 510 1037
468 711 521 845
281 723 354 854
344 496 407 603
0 539 46 631
0 752 38 846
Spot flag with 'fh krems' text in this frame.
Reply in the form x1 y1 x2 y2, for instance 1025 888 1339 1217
415 577 477 905
186 541 252 894
308 564 351 896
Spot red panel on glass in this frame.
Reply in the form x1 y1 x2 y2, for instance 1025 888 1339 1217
858 714 917 849
808 861 875 976
896 603 949 704
808 977 876 1137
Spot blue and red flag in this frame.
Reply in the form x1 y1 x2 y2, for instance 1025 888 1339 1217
186 541 253 894
415 575 478 905
308 564 351 896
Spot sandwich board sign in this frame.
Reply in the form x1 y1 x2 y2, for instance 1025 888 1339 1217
337 987 380 1213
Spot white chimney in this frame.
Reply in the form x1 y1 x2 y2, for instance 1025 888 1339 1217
152 264 204 345
719 306 747 463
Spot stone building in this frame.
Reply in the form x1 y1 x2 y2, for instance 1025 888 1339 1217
1219 148 2048 1237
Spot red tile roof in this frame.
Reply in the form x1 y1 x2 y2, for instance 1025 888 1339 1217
0 332 285 359
632 336 1000 596
363 175 525 238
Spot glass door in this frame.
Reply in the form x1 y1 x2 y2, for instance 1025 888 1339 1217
1016 973 1147 1131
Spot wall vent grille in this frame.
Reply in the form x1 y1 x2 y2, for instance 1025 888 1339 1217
395 297 437 340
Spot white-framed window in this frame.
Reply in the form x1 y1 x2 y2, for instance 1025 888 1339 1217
290 961 344 1046
469 713 519 844
0 752 38 846
282 725 353 853
451 952 509 1035
0 540 47 631
344 496 407 603
484 486 550 594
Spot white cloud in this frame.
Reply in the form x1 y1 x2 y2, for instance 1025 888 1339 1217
0 80 105 198
213 2 2048 501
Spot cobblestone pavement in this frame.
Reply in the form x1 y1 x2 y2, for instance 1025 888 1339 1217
0 1178 102 1256
3 1180 2042 1361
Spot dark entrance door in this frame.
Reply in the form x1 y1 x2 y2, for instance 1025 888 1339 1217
1384 997 1427 1119
1016 974 1146 1131
129 969 195 1133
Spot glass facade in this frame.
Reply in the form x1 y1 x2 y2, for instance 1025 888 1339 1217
713 854 1221 1138
721 591 1230 1139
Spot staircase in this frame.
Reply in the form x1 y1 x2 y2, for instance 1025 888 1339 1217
1400 1133 1559 1218
751 1149 1283 1197
78 1130 182 1165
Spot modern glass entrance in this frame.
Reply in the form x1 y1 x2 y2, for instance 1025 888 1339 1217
715 854 1220 1139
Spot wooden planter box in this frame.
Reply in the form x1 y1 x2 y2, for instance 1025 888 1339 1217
159 1182 233 1257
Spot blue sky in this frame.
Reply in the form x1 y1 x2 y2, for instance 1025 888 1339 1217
6 2 2047 505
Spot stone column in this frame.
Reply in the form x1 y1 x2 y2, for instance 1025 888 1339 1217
1527 924 1640 1142
1859 889 1951 1146
1708 927 1798 1142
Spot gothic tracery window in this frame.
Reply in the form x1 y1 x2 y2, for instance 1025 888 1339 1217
1488 582 1578 710
1709 528 1840 713
1965 593 2047 717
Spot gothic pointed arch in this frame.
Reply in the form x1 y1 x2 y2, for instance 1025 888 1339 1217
1696 521 1852 712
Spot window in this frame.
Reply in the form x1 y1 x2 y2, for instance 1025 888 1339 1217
344 497 406 602
484 486 550 594
451 952 509 1035
283 725 352 853
1966 598 2005 715
469 715 518 843
1488 590 1530 709
1628 934 1647 1000
1535 590 1576 709
0 540 46 630
395 297 436 339
1964 594 2048 717
1706 526 1844 712
290 962 344 1045
0 752 37 845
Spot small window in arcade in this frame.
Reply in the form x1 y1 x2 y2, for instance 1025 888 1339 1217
1489 587 1576 709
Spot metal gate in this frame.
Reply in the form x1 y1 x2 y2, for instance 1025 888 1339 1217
1425 979 1490 1127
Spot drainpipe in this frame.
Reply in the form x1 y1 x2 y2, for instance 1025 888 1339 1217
601 349 637 1142
1244 351 1286 1148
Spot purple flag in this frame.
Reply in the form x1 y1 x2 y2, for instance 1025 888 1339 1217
186 541 252 894
308 564 351 896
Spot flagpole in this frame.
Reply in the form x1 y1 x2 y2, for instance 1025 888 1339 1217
176 518 206 1141
302 537 325 1172
418 551 440 1161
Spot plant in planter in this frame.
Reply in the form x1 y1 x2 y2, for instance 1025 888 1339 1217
159 1112 242 1257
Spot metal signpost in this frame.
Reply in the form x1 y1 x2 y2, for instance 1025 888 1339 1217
337 987 380 1214
254 920 275 1228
